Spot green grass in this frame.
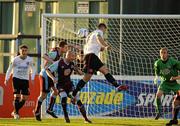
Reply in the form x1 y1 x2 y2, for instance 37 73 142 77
0 118 172 126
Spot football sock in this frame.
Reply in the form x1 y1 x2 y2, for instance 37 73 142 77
173 107 179 120
77 100 88 119
61 97 68 117
104 73 119 87
156 98 162 114
14 97 20 114
48 95 56 111
35 96 44 113
73 79 86 96
17 99 26 113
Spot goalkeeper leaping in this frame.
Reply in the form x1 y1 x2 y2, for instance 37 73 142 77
71 23 128 98
153 47 180 126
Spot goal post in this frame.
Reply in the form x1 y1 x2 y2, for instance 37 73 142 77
41 14 180 118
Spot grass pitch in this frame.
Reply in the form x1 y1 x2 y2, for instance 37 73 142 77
0 118 173 126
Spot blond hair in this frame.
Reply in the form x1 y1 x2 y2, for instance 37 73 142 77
160 47 168 53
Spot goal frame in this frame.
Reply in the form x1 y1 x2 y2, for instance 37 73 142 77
41 14 180 118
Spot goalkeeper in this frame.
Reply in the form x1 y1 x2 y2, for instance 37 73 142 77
154 47 180 125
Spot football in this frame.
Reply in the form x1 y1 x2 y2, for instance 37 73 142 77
77 28 88 38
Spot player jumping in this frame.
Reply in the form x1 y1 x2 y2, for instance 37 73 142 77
71 23 128 98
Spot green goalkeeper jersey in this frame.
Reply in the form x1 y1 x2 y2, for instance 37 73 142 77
154 57 180 85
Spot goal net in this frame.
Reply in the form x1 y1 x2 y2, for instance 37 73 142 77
41 14 180 118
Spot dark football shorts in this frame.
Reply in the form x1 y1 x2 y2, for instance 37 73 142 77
83 53 104 74
12 77 30 95
39 75 54 93
56 81 74 94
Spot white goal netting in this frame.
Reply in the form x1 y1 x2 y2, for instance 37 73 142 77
42 14 180 118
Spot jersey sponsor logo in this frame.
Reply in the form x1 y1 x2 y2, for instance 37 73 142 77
161 68 171 75
26 62 30 65
64 69 71 76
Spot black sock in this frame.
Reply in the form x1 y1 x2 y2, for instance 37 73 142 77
17 99 26 112
77 100 87 120
61 97 68 118
48 95 56 111
14 97 20 114
173 108 179 120
73 79 86 96
104 73 118 87
35 96 43 114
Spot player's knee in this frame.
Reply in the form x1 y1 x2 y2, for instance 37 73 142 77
22 95 28 100
174 96 180 107
77 100 83 107
176 95 180 101
83 74 92 82
52 89 58 96
61 97 67 105
40 92 47 99
99 66 108 75
14 96 20 100
60 91 67 98
14 94 21 98
156 91 163 98
40 95 46 100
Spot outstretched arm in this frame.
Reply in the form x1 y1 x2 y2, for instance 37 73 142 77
97 35 109 47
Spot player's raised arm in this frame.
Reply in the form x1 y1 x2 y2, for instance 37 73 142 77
97 35 108 47
42 52 56 64
4 61 13 85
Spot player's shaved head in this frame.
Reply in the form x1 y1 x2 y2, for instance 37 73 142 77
66 50 74 56
66 50 76 62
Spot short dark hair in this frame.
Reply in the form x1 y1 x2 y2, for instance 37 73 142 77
19 44 28 50
98 23 107 29
59 40 67 47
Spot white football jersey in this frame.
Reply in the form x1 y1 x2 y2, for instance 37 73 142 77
84 29 104 56
5 56 36 81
